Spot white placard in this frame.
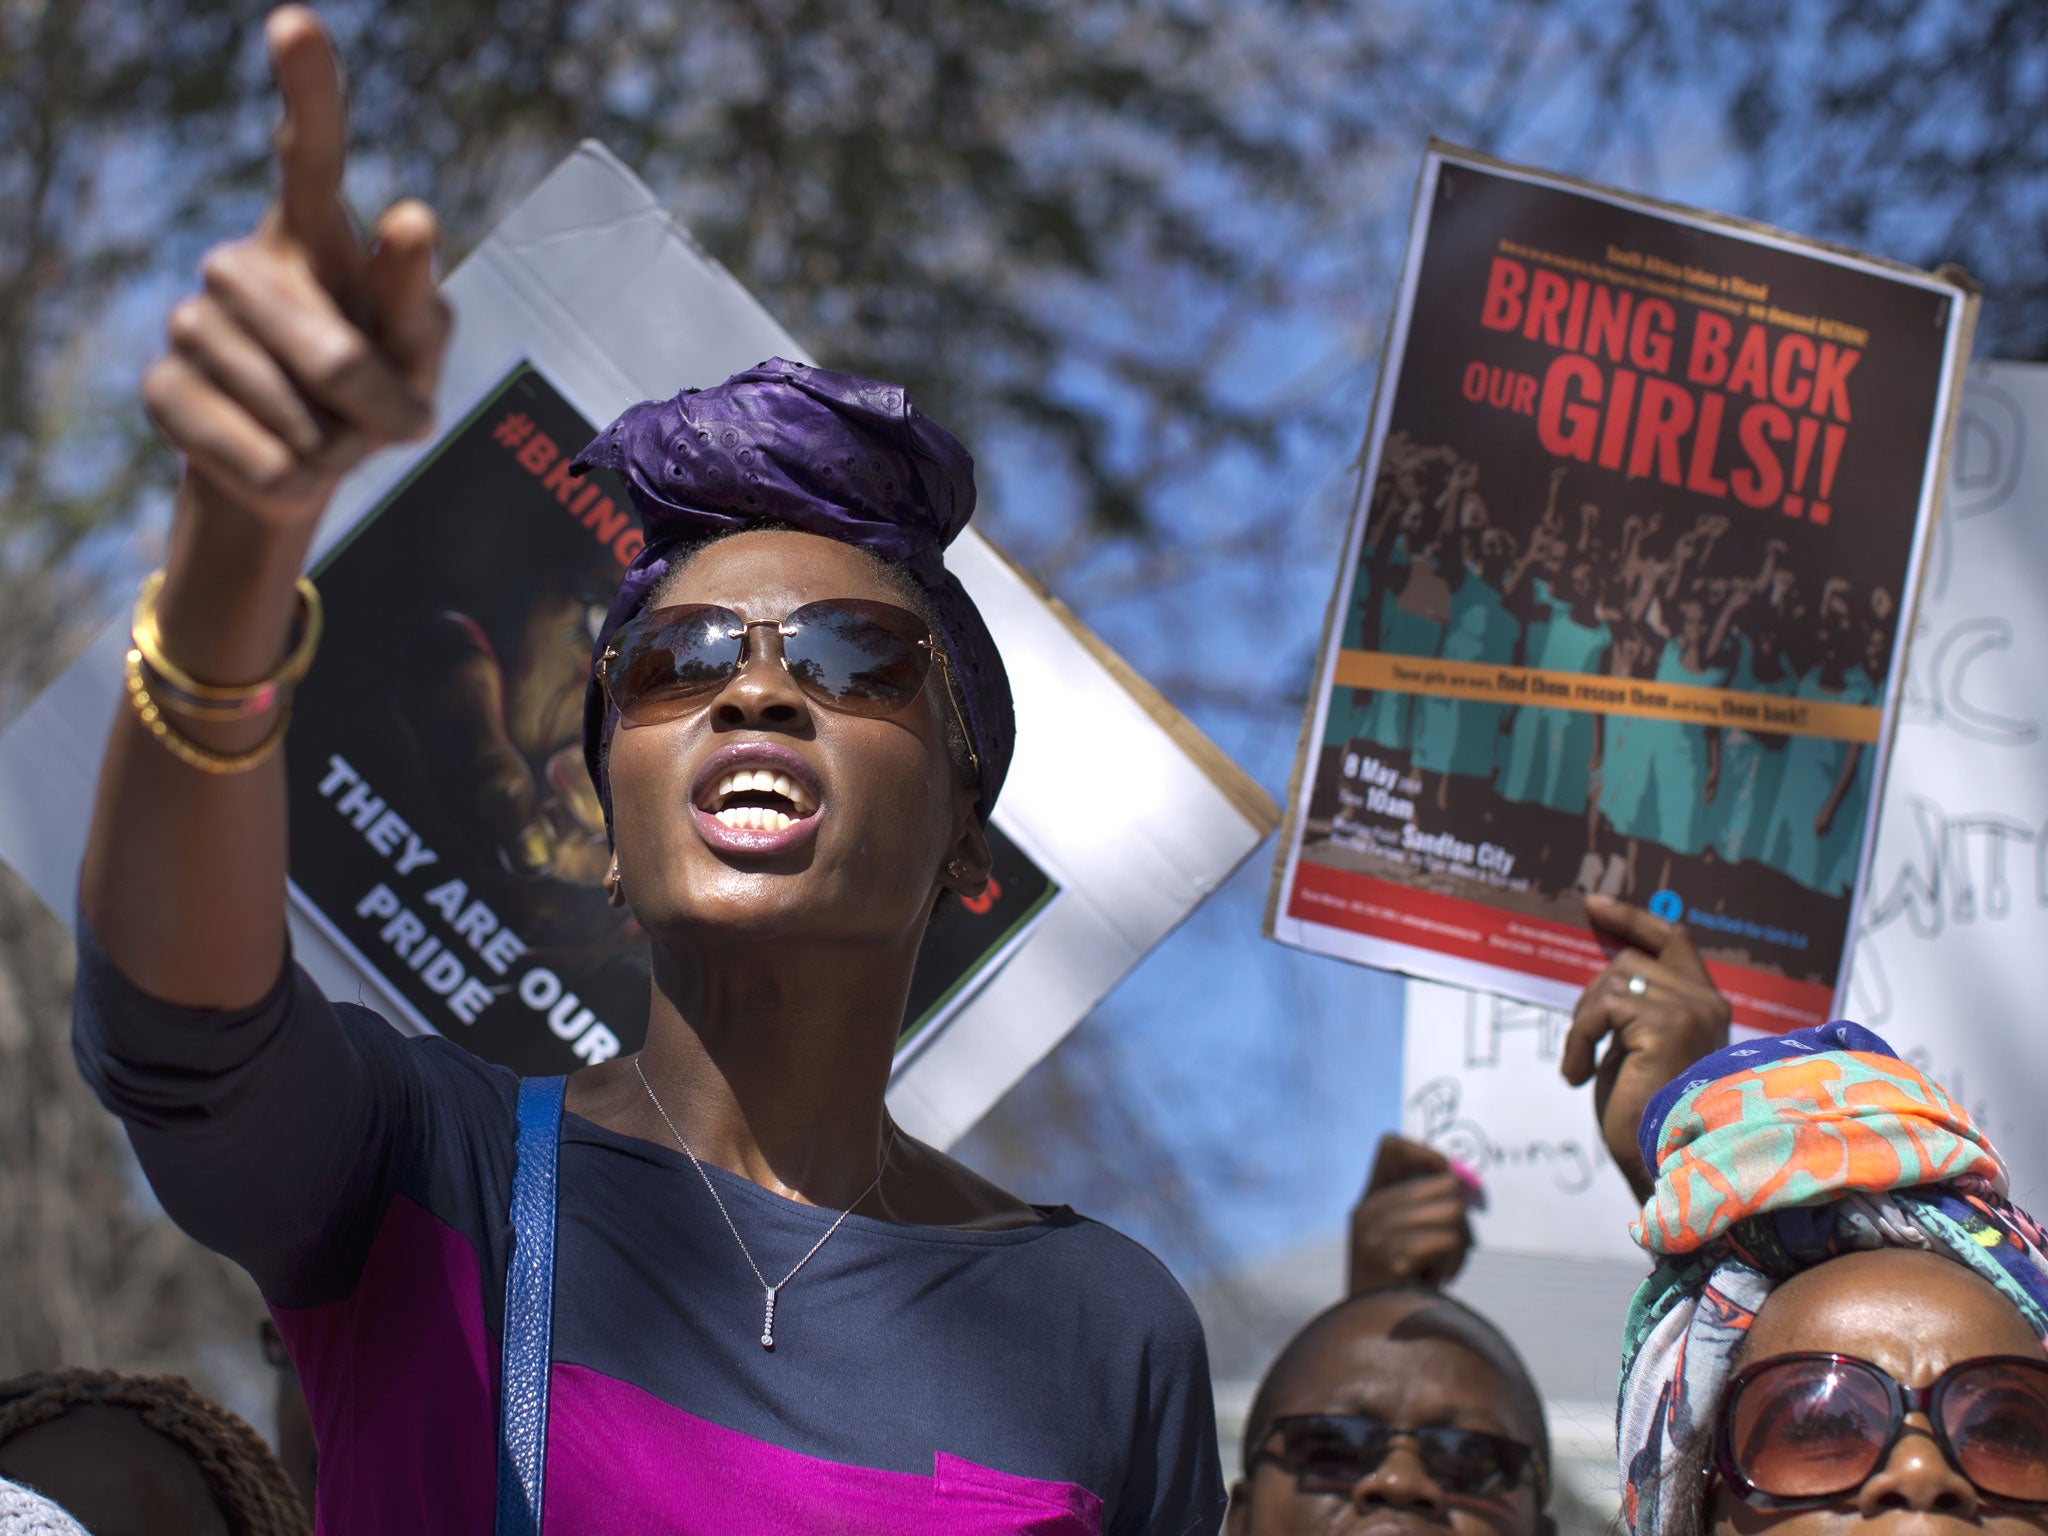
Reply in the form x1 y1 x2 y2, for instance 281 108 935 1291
1401 977 1641 1262
0 142 1276 1150
1844 358 2048 1211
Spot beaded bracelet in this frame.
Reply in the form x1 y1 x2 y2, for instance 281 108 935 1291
130 570 323 722
124 648 293 775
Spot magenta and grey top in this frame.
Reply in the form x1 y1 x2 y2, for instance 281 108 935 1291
72 922 1225 1534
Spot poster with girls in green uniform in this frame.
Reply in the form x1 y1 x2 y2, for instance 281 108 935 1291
1269 144 1976 1031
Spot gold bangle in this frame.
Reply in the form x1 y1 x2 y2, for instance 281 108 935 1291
130 570 323 720
125 649 292 774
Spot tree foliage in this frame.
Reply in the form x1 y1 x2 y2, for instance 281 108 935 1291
325 0 1414 544
1577 0 2048 359
0 1 259 568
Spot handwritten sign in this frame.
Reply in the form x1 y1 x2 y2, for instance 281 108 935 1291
1401 360 2048 1259
1402 977 1641 1262
1845 359 2048 1209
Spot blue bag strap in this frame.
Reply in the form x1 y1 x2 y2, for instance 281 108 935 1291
496 1074 566 1536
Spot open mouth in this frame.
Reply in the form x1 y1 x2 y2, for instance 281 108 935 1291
697 767 818 832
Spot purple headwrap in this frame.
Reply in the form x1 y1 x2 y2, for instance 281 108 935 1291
572 359 1014 833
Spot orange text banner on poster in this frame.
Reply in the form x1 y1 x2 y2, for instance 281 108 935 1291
1287 860 1833 1031
1332 649 1882 743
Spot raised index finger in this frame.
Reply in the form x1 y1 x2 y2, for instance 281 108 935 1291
264 8 355 279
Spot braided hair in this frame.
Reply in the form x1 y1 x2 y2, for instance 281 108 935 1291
0 1369 307 1536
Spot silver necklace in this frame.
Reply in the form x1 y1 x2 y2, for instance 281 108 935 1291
635 1056 890 1351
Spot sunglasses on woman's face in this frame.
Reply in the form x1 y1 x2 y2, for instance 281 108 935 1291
1717 1352 2048 1509
599 598 976 771
1254 1414 1544 1501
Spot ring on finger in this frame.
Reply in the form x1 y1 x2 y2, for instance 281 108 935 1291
1626 973 1650 997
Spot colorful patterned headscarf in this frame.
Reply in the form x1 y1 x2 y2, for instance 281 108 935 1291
1616 1022 2048 1536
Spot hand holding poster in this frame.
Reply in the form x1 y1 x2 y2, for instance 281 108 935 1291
1270 144 1976 1029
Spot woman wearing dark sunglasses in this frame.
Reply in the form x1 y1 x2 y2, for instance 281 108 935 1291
1614 1019 2048 1536
1709 1257 2048 1528
71 10 1222 1533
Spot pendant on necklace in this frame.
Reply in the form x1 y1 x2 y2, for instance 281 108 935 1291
761 1285 778 1350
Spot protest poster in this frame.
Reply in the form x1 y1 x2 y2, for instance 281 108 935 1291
1269 142 1976 1030
0 142 1276 1144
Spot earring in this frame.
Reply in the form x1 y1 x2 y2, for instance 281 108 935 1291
945 859 967 880
604 862 624 904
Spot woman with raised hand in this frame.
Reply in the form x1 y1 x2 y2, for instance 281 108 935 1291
74 9 1222 1532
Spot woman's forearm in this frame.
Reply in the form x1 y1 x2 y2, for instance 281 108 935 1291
80 483 317 1009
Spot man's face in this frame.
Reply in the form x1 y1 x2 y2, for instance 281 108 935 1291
1230 1296 1551 1536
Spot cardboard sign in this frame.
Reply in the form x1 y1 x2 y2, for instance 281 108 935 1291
1270 143 1976 1031
0 143 1274 1146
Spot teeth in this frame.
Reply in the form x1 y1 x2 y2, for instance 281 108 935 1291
712 806 795 832
703 763 818 816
